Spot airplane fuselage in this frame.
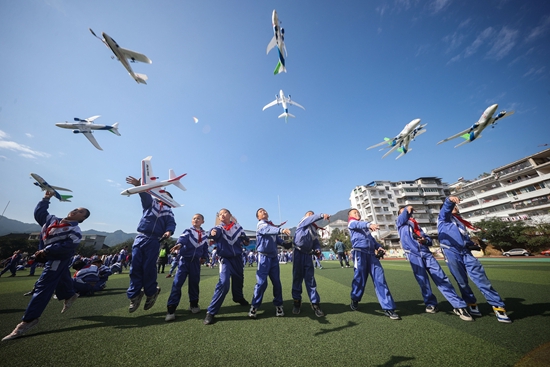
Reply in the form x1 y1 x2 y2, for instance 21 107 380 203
55 122 113 131
122 174 186 196
102 32 138 81
476 103 498 129
279 89 288 111
395 118 421 141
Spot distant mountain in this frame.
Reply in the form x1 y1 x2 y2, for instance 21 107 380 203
0 216 137 247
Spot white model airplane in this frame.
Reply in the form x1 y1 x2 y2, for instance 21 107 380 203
55 116 120 151
121 156 186 208
89 28 152 84
262 90 305 122
437 104 515 148
30 173 73 202
367 119 427 159
266 10 286 74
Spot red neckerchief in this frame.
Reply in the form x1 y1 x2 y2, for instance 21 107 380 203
223 221 235 231
43 220 70 240
74 264 91 278
267 220 287 228
313 223 326 232
194 228 202 242
452 213 478 230
348 216 357 222
408 218 423 238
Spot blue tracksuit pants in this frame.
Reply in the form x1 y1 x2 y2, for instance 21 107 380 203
292 249 320 304
23 258 76 322
442 248 505 307
406 251 467 308
251 253 283 308
167 256 201 308
350 250 396 310
207 256 245 315
128 234 160 299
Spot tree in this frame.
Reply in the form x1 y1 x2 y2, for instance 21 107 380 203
523 222 550 252
327 228 351 251
477 218 527 251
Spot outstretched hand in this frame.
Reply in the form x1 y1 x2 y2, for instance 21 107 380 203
126 176 141 187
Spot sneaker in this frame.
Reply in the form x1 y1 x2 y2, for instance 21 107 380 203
425 305 439 314
233 298 249 306
453 308 474 322
493 306 512 323
248 306 257 319
384 310 401 320
203 312 215 325
276 306 284 317
165 313 176 322
292 300 301 315
311 303 325 317
165 274 172 278
143 287 161 310
468 303 482 317
350 300 359 311
189 304 201 314
2 319 39 341
23 290 33 297
61 293 79 313
129 291 145 313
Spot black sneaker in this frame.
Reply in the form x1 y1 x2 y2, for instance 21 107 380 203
292 300 301 315
383 309 401 320
311 303 325 317
143 287 161 310
203 312 215 325
350 300 359 311
233 298 249 306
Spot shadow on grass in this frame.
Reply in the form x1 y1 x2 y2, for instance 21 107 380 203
375 355 415 367
0 308 27 315
313 320 359 336
500 297 550 320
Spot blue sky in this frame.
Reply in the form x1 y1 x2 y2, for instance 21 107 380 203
1 0 549 235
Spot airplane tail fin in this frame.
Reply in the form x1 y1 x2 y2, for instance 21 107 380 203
396 147 410 160
454 136 477 148
59 195 73 202
273 60 286 75
134 73 148 84
169 169 187 191
109 122 121 136
278 112 295 121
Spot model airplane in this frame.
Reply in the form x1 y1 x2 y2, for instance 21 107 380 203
367 119 427 159
30 173 73 202
266 10 286 74
55 116 120 151
121 156 186 208
437 104 515 148
89 28 152 84
262 90 305 121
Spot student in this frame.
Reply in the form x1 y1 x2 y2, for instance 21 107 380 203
0 250 22 277
2 191 89 341
248 208 291 319
396 206 472 321
348 208 400 320
292 211 329 317
166 214 209 321
334 240 350 268
204 209 249 325
72 259 100 296
125 176 176 313
438 196 511 323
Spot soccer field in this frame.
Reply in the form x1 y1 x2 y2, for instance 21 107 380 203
1 259 549 367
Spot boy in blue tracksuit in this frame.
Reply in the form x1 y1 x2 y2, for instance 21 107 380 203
292 211 329 317
438 196 511 323
0 250 22 277
2 191 89 341
348 208 400 320
248 208 291 319
204 209 250 325
72 259 100 296
397 206 472 321
165 214 209 321
125 176 176 313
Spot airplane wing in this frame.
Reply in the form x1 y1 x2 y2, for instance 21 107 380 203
382 143 401 159
493 110 515 122
266 35 277 54
119 47 152 64
81 131 103 150
49 185 72 192
287 100 305 110
262 99 279 111
148 188 182 208
436 127 471 145
141 156 154 184
84 115 101 122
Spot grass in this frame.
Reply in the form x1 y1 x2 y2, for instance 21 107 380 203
0 259 549 367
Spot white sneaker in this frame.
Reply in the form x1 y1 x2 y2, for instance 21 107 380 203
453 308 474 322
425 305 438 314
248 306 257 319
165 313 176 322
61 293 79 313
2 319 39 341
189 305 201 314
493 306 512 323
468 303 482 317
276 306 284 317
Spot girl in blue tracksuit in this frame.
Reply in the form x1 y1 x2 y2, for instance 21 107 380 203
166 214 209 321
249 208 291 318
292 211 328 317
397 206 472 320
204 209 249 324
126 176 176 313
348 208 400 320
438 196 511 323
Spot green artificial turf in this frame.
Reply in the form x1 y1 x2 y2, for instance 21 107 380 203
0 259 549 367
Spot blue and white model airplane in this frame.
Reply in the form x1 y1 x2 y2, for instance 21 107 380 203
437 104 514 148
367 119 427 159
262 90 305 121
30 173 73 202
55 115 120 151
266 10 286 74
89 28 152 84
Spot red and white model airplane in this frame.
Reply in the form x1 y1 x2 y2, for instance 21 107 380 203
121 156 186 208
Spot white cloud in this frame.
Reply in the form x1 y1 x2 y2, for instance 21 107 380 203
25 133 34 138
430 0 452 14
0 129 50 159
443 32 464 53
486 27 518 60
526 15 550 42
464 27 494 58
523 66 545 78
458 18 471 29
